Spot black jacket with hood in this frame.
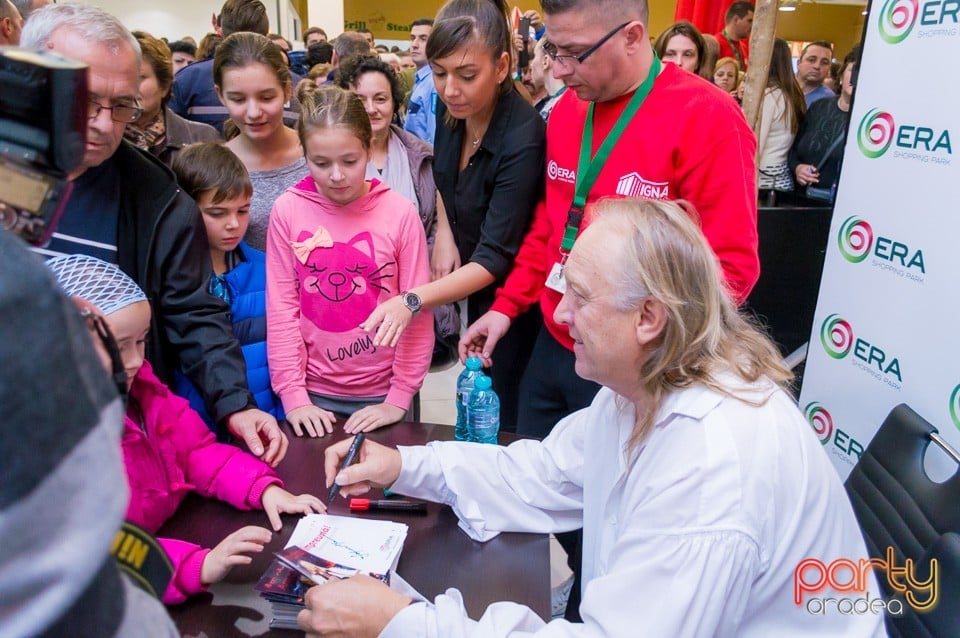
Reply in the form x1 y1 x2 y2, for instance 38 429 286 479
112 141 254 425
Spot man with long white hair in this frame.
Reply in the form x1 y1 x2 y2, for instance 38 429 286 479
297 198 883 637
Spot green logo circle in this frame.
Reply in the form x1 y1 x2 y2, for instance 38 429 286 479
804 402 834 445
820 314 854 359
878 0 918 44
950 385 960 432
858 109 896 159
838 216 874 263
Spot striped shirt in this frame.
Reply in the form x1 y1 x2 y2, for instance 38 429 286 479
33 160 119 263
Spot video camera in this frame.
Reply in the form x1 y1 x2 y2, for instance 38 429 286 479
0 46 88 246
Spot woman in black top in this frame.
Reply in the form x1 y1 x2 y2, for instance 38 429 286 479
361 0 546 431
789 46 860 204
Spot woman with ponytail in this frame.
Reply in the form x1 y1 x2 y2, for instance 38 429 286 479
360 0 547 432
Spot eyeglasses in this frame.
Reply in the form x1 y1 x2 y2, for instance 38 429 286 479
542 21 631 68
88 99 143 123
79 307 129 400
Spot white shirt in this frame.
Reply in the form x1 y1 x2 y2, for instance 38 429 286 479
382 381 886 637
757 88 797 177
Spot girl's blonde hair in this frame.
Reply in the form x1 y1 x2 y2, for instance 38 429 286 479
295 81 372 149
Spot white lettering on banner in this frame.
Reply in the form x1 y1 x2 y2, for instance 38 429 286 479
871 259 926 284
616 172 669 199
891 149 952 165
917 27 959 38
851 359 902 391
547 160 576 184
872 260 905 278
828 446 858 468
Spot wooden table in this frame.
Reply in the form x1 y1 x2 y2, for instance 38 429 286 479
161 422 551 636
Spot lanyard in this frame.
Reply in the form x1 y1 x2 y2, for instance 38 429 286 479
722 30 745 71
560 55 661 253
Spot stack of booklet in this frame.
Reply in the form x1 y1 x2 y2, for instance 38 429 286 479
255 514 409 630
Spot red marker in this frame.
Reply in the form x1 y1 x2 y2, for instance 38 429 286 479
349 498 427 515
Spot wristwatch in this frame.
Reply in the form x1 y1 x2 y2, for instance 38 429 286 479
401 291 422 315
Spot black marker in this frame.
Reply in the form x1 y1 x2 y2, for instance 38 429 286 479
326 433 366 508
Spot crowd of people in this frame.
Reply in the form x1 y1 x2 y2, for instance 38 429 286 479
643 4 859 204
2 0 879 636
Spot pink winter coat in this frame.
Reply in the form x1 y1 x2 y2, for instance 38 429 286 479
122 361 282 604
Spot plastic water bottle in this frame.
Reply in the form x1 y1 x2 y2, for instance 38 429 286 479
455 357 484 441
467 375 500 444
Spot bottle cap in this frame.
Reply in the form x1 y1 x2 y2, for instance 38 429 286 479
465 356 482 370
474 375 492 390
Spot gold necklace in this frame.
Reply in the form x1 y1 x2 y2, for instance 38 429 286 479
466 123 485 148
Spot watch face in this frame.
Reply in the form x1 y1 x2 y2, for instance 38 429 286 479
403 292 421 312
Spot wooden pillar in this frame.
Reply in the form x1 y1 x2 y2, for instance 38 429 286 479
741 0 778 140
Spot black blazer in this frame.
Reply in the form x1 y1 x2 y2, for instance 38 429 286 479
432 87 546 318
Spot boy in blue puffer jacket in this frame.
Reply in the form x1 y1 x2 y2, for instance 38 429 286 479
172 143 284 434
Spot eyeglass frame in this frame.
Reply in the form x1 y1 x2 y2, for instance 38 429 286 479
79 307 129 401
88 98 144 123
542 21 632 68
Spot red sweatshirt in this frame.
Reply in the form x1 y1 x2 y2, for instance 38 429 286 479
490 63 759 351
716 31 750 69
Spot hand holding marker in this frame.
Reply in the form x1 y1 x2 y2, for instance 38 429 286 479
326 433 366 507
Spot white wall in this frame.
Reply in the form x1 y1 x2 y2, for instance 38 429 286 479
86 0 222 42
306 0 344 42
83 0 315 45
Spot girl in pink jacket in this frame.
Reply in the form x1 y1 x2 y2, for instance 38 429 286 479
48 255 324 605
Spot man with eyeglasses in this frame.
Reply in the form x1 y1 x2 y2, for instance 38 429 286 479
460 0 759 620
464 0 759 437
22 3 289 468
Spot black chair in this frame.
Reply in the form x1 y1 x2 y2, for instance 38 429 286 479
844 403 960 637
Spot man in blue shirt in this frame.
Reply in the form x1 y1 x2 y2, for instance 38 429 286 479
170 0 299 134
403 18 437 145
796 40 835 108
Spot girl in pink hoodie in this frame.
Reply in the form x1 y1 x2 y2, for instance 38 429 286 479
47 255 325 605
266 84 433 437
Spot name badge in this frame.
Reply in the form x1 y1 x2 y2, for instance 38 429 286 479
545 261 567 294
